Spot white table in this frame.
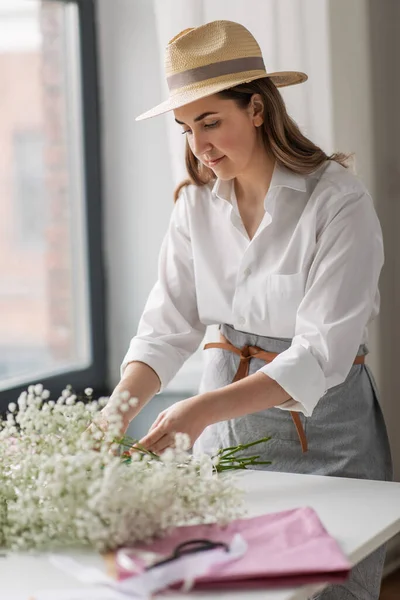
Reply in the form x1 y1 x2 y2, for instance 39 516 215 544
3 470 400 600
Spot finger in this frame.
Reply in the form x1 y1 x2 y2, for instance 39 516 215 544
150 434 174 456
149 412 165 432
157 444 173 456
129 434 171 456
138 425 166 450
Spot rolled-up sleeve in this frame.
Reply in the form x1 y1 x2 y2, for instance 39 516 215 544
259 191 384 416
121 189 206 390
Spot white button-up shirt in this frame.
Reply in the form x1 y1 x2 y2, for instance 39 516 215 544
122 161 383 417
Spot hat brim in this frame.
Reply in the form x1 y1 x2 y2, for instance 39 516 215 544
135 70 308 121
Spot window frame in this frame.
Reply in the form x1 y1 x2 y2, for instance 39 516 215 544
0 0 108 412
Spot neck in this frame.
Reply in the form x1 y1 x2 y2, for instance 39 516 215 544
234 146 275 205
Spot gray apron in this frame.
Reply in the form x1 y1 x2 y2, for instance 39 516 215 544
193 324 393 600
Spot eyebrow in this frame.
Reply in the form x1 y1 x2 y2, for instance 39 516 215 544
174 112 219 125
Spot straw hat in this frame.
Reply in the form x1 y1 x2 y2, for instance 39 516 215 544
136 20 308 121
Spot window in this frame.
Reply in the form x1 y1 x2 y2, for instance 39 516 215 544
13 129 47 248
0 0 107 410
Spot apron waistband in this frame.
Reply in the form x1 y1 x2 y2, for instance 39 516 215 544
204 333 366 453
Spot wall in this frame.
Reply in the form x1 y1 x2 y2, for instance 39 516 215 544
329 0 400 571
329 0 400 482
368 0 400 483
96 0 175 390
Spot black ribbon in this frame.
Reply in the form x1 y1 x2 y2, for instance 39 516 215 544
145 538 229 570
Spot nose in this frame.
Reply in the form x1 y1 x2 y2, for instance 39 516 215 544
190 130 213 158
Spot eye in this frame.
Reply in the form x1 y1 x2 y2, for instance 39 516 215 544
204 121 220 129
181 121 220 135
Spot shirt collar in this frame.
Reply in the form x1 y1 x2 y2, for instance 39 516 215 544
211 161 307 202
211 177 232 203
269 162 307 192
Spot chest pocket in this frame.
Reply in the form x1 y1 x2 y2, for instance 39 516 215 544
266 271 306 337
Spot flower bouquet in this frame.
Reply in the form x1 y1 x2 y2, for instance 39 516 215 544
0 385 271 554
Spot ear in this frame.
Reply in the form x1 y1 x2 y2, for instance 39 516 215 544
249 93 264 127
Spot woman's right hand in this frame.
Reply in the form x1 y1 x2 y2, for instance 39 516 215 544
85 360 161 448
85 399 131 446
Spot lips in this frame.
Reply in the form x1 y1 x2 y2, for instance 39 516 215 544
205 156 225 167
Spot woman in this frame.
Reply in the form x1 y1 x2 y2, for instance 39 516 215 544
103 20 393 600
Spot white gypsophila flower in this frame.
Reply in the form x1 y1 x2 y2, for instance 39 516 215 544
0 384 244 553
174 432 191 451
84 388 93 396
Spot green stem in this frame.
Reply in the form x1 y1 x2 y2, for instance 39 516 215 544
117 434 272 472
130 442 160 460
216 464 248 471
234 437 271 450
218 454 261 463
116 436 159 460
216 437 271 459
215 459 272 472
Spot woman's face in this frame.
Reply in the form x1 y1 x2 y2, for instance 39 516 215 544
173 94 264 180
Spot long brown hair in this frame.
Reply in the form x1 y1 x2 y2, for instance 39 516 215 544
174 77 351 201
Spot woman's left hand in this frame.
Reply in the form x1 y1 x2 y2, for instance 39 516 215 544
137 395 209 455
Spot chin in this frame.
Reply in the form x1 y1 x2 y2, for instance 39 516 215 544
212 163 236 181
216 173 235 181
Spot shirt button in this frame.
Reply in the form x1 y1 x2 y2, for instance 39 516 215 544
238 317 246 326
244 267 252 277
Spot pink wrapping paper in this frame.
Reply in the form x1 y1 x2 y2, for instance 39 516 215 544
114 506 351 590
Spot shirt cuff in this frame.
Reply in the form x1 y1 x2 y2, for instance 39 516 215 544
258 343 327 417
120 339 187 394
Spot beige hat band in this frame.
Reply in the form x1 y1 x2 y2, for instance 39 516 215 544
166 56 266 91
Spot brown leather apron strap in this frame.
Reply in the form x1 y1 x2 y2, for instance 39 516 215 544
353 355 366 365
204 334 365 454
